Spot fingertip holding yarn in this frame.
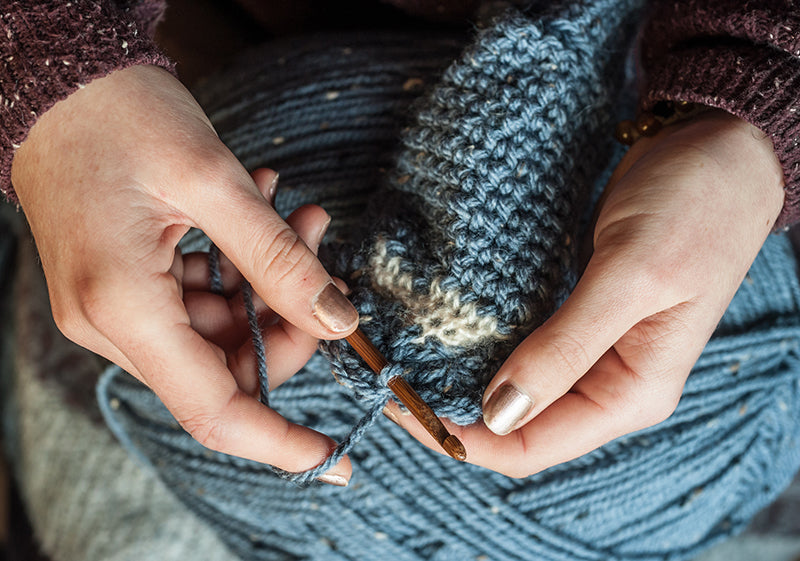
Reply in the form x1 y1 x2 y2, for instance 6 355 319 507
97 3 800 560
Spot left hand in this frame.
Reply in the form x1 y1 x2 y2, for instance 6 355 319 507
386 109 786 477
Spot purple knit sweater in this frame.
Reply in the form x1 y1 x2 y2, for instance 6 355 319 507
1 0 799 226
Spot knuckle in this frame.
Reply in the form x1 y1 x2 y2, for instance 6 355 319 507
256 226 316 286
620 252 688 307
49 282 98 343
628 381 682 429
646 260 682 294
644 390 681 426
594 244 685 310
195 152 243 195
548 331 592 382
74 277 113 333
50 296 80 336
180 412 231 453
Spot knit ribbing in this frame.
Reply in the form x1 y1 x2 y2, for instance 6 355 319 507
0 0 171 202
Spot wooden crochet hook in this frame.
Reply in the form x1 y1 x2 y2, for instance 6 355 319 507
345 327 467 462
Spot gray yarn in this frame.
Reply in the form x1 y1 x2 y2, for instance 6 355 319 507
97 4 800 561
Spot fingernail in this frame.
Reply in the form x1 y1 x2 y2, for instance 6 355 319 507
312 283 358 333
382 406 399 425
314 215 332 248
267 172 280 206
317 473 348 487
483 383 533 436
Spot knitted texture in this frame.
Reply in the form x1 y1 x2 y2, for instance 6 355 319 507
98 3 800 560
320 1 642 427
0 0 170 202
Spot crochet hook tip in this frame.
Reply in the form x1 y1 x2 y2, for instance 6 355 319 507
345 327 466 462
443 435 467 462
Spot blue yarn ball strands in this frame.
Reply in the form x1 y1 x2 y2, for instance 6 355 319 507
209 244 271 407
98 3 800 560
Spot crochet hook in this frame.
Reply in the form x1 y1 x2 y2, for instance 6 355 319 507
345 327 467 462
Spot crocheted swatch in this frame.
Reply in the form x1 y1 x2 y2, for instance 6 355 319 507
321 2 641 425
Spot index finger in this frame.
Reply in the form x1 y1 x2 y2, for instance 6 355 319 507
189 163 358 340
111 277 352 480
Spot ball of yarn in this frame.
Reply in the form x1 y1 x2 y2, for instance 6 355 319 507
98 3 800 560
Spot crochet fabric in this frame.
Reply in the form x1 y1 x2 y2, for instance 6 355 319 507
98 3 800 560
320 1 639 426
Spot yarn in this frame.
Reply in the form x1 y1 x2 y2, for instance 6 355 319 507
97 3 800 561
319 0 635 424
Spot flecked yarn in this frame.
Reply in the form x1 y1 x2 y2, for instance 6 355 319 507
98 3 800 560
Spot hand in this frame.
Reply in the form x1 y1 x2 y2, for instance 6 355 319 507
387 109 785 477
12 65 358 483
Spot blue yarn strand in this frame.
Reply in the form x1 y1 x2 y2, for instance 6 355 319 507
208 239 396 484
239 280 270 407
207 244 224 295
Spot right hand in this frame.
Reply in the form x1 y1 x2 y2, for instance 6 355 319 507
11 64 358 485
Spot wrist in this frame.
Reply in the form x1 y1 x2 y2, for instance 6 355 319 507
620 107 785 228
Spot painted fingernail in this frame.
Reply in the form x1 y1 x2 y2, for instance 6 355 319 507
317 473 349 487
314 215 332 248
312 283 358 333
483 383 533 436
267 172 280 206
382 406 400 425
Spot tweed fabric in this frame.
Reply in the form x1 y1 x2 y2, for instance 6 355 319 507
98 3 800 560
0 0 169 203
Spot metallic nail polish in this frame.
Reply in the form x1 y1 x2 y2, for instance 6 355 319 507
315 216 332 248
382 406 400 425
267 172 279 206
317 473 348 487
312 283 358 333
483 384 533 436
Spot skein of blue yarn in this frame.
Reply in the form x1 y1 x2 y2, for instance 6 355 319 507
97 3 800 560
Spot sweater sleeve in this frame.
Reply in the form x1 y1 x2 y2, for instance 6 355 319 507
638 0 800 228
0 0 173 203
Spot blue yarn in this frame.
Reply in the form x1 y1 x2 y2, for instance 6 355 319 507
319 1 645 425
96 4 800 560
209 245 271 406
207 244 224 295
236 280 269 406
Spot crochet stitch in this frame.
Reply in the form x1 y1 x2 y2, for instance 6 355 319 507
321 1 643 427
98 3 800 560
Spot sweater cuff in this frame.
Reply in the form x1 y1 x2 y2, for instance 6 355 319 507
0 1 173 204
640 42 800 229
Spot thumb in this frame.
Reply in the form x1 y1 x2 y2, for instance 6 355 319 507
482 255 660 435
196 167 358 339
